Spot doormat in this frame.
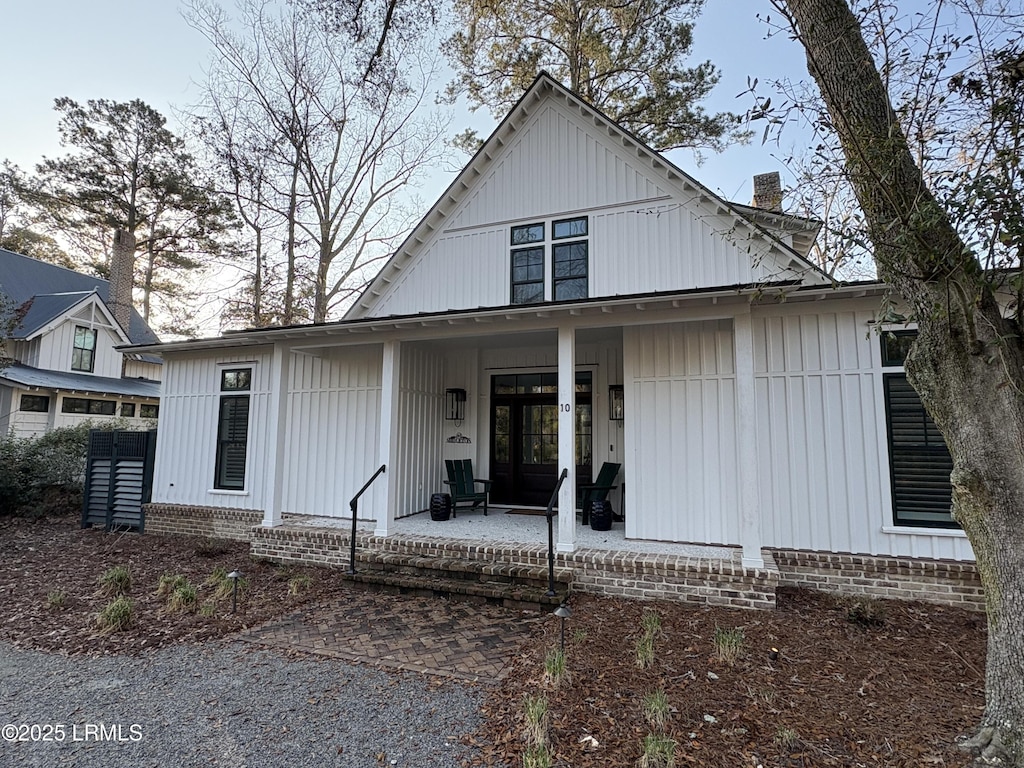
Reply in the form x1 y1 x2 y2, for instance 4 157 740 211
505 508 554 516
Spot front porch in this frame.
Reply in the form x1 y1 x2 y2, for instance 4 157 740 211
146 502 780 610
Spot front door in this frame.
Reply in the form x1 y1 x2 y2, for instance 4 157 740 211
490 372 592 506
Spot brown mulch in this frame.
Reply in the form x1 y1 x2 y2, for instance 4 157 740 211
468 590 986 768
0 514 987 766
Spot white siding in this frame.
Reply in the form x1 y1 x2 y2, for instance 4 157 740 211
393 345 445 516
624 320 738 544
281 346 383 517
124 359 162 381
151 348 274 510
450 103 667 230
36 315 123 378
753 304 975 560
358 98 804 319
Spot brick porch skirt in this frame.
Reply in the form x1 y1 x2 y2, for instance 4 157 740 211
142 504 984 611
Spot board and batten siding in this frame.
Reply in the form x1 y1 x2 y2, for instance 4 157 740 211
36 318 123 378
449 102 667 231
752 305 974 560
151 348 274 511
392 345 445 516
624 320 738 545
282 345 383 518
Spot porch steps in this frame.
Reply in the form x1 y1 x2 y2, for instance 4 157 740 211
341 552 572 612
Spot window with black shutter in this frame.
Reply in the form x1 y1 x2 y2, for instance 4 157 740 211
880 332 956 528
214 368 252 490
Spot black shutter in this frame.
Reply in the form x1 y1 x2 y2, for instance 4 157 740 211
215 395 250 490
883 374 956 527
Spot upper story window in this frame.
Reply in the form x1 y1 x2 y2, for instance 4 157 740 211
511 223 545 304
509 217 589 304
880 330 956 528
552 217 589 301
72 326 97 372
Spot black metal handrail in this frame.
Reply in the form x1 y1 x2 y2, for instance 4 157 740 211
347 464 386 574
545 467 569 597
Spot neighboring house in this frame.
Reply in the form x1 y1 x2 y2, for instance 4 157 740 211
131 74 974 606
0 249 162 437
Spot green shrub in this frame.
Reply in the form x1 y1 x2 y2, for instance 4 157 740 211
99 565 132 596
0 421 138 516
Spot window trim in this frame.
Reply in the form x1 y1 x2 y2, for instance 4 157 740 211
71 326 98 373
552 239 589 301
19 394 51 413
510 246 545 305
213 365 253 491
879 330 958 529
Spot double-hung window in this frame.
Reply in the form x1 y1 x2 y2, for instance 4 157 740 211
72 326 97 372
881 330 956 528
214 368 252 491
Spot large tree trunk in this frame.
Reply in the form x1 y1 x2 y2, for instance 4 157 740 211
782 0 1024 763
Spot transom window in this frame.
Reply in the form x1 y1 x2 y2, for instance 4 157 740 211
72 326 97 372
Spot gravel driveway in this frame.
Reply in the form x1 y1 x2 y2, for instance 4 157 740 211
0 640 490 768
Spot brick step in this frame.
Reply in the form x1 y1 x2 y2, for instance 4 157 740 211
368 552 572 591
342 568 568 612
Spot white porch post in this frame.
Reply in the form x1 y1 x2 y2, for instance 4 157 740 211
262 342 291 528
557 325 576 553
375 340 401 537
734 309 765 568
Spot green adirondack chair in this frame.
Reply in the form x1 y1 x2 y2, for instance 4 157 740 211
579 461 621 525
444 459 491 516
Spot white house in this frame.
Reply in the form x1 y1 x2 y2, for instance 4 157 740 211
0 249 162 437
132 74 978 609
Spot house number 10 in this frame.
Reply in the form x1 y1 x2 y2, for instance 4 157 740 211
560 403 572 412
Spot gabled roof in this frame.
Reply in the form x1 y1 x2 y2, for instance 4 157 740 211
0 362 161 399
0 248 159 346
12 291 128 341
346 72 828 320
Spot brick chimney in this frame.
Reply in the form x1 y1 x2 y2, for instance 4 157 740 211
752 172 784 212
108 228 136 335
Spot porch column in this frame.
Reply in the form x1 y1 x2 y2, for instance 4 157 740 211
375 340 401 538
734 309 765 568
557 325 576 553
262 342 291 528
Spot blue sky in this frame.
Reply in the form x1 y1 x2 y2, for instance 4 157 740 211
0 0 811 207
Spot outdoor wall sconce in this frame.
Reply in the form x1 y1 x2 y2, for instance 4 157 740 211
445 388 466 422
609 385 624 421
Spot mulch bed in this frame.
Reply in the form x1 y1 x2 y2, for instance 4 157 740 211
467 590 986 767
0 514 988 766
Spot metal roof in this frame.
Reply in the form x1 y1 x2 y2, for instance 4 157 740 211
0 362 161 398
12 292 96 339
0 248 159 345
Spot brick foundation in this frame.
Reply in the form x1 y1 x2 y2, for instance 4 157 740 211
144 503 263 542
142 505 984 611
772 549 984 611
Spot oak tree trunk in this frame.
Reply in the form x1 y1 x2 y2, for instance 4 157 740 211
782 0 1024 763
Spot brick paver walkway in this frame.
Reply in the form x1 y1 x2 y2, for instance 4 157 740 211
240 590 543 682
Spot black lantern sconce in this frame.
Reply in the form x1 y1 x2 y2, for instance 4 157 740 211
609 385 624 421
445 388 467 422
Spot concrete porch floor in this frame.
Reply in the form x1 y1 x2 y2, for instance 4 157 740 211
283 506 740 561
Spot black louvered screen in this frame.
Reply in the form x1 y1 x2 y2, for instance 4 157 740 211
81 429 157 532
883 374 956 527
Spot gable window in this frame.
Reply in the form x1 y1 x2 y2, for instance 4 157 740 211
510 223 545 304
881 330 956 528
552 217 588 300
214 367 252 490
72 326 97 372
20 394 50 412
